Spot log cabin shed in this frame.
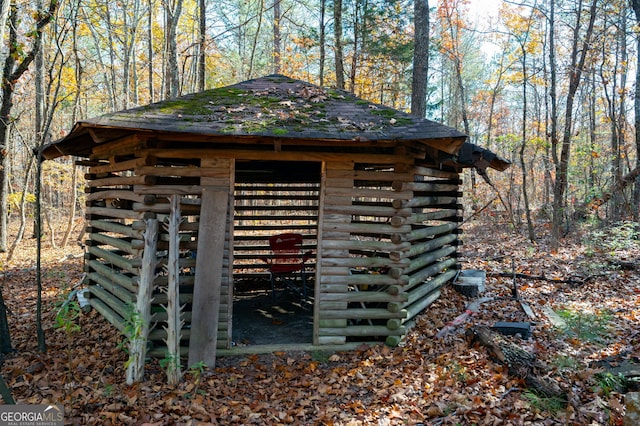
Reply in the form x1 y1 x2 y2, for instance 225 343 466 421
43 74 509 367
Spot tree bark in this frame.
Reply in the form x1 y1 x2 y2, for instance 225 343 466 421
520 43 535 242
548 0 559 218
273 0 281 74
148 0 155 102
198 0 205 91
319 0 326 86
631 0 640 221
164 0 183 99
411 0 429 118
334 0 344 89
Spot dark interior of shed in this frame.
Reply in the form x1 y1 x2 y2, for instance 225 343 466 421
230 160 320 346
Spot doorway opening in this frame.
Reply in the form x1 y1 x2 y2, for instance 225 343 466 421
231 160 320 346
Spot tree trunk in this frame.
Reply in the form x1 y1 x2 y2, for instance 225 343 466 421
247 0 264 79
5 155 34 262
411 0 429 118
148 0 155 102
548 0 559 222
319 0 326 86
520 44 535 242
104 6 118 110
60 164 77 248
273 0 281 74
164 0 183 99
633 0 640 220
198 0 205 91
35 147 46 352
348 0 359 92
0 370 14 404
334 0 344 89
0 283 11 354
551 0 597 248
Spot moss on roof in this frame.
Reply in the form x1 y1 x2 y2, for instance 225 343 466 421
82 74 466 142
44 74 472 159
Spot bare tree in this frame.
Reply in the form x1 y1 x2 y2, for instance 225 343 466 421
0 0 58 253
411 0 429 118
632 0 640 219
551 0 597 249
319 0 326 86
273 0 281 73
0 0 58 354
164 0 184 99
334 0 344 89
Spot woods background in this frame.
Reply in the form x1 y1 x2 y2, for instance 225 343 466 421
0 0 639 255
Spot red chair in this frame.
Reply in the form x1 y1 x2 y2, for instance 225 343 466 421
262 233 312 300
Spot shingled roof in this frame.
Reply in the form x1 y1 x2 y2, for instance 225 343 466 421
43 74 470 160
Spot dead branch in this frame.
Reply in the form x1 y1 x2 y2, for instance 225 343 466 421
487 271 607 287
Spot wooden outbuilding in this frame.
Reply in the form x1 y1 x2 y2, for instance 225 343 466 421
43 75 508 373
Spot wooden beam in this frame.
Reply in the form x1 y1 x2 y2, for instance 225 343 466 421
188 188 229 368
137 147 406 164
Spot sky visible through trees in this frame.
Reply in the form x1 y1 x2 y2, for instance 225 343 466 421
0 0 637 252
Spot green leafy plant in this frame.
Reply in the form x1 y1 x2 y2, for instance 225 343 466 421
555 308 612 343
593 372 627 397
311 350 332 363
185 361 208 399
159 354 182 383
587 221 640 255
119 303 144 361
523 390 566 415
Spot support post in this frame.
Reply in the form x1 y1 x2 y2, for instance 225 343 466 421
188 188 228 368
126 218 158 385
164 195 183 384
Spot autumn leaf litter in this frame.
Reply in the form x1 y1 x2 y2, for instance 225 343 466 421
1 220 639 425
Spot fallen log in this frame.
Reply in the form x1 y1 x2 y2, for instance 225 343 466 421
467 326 566 399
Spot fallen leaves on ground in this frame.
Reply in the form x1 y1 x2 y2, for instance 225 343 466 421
1 218 639 425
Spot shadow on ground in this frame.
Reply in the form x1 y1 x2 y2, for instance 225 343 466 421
232 281 314 346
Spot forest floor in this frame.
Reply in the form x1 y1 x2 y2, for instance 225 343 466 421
1 216 640 425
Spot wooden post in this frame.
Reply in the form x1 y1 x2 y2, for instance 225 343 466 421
164 195 183 384
188 188 228 368
126 218 158 385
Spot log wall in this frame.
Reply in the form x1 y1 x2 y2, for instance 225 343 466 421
83 144 236 356
82 135 462 354
315 157 461 346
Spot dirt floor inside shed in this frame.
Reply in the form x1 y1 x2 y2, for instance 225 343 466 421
231 280 314 346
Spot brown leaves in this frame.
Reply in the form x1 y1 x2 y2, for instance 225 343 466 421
1 221 638 424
